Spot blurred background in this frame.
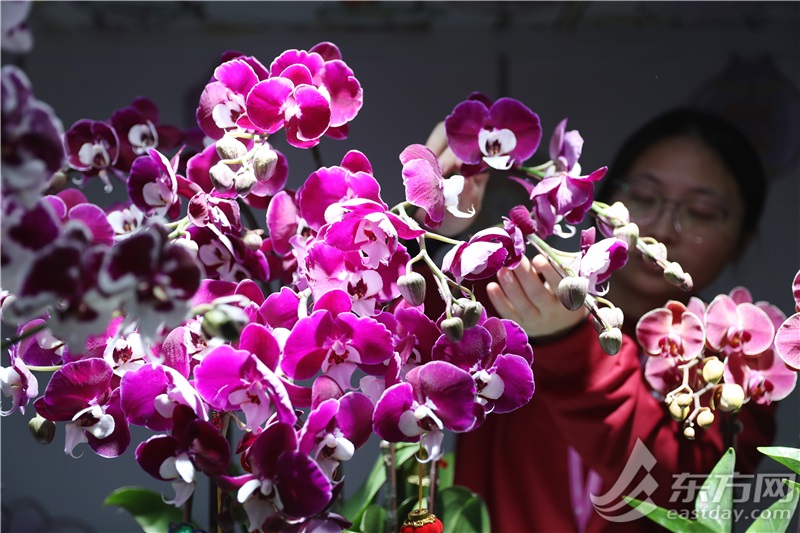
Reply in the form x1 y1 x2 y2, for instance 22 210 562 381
2 2 799 531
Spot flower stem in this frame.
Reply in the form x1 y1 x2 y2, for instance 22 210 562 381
0 322 48 352
236 198 260 231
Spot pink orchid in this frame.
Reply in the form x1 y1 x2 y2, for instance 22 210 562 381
704 294 775 356
724 348 797 405
576 227 628 295
636 300 706 362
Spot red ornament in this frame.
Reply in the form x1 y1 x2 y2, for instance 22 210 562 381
400 508 443 533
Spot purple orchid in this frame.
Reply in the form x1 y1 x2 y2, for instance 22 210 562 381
136 404 231 507
0 350 38 416
110 96 184 172
62 119 120 183
1 65 65 207
373 360 477 461
33 358 130 457
442 222 525 283
775 269 800 370
548 118 584 174
1 1 33 53
529 166 607 238
127 149 181 218
194 324 296 430
444 93 541 174
98 223 202 341
576 227 628 295
220 421 333 527
281 307 393 391
188 225 269 283
400 144 474 229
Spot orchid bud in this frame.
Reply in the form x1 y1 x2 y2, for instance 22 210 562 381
45 170 69 194
643 242 668 264
454 298 482 330
613 222 639 248
29 414 56 445
557 276 589 311
215 136 247 161
397 272 427 307
441 317 464 343
209 162 236 193
235 170 258 196
664 261 692 290
242 230 263 251
676 393 693 407
718 383 745 412
605 201 630 225
592 306 624 334
172 237 198 257
697 409 715 428
668 400 690 421
702 357 725 385
598 328 622 355
252 145 278 182
508 205 536 236
683 426 696 440
201 304 249 343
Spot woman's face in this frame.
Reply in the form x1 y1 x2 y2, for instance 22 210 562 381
608 135 748 305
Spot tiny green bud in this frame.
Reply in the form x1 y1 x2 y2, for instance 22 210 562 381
613 222 639 248
441 316 464 343
252 145 278 182
676 393 693 407
235 170 258 196
209 162 236 193
29 414 56 445
598 327 622 355
453 298 483 330
592 306 624 334
215 136 247 161
557 276 589 311
696 409 715 428
397 272 427 307
668 400 690 421
683 426 696 440
718 383 745 412
702 358 725 385
201 305 249 343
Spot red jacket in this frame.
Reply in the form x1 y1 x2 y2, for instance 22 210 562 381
453 317 777 532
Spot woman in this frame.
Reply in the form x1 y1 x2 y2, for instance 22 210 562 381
434 109 775 532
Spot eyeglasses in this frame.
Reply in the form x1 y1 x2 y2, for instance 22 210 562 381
613 181 733 244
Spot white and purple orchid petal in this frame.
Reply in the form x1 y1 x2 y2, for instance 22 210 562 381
215 59 259 96
0 358 38 416
419 429 445 463
68 203 114 246
282 311 335 380
322 59 362 127
136 435 180 480
488 354 535 414
270 48 325 79
86 390 131 458
488 97 541 164
299 398 339 455
336 313 393 365
402 156 445 227
165 481 196 509
37 358 113 420
373 382 419 442
285 85 331 145
120 363 173 431
407 361 477 432
64 422 89 457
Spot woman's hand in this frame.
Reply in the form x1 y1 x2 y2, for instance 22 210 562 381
417 121 490 237
487 254 589 340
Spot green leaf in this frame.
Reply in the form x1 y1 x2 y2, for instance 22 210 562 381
695 447 735 533
623 496 715 533
437 451 455 491
360 505 387 533
104 486 185 533
758 447 800 476
451 493 490 533
745 479 800 533
435 486 487 533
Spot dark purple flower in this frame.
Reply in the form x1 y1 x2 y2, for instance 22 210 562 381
127 149 180 218
62 119 120 180
1 65 65 206
530 165 607 238
548 118 583 173
441 223 525 283
111 97 184 172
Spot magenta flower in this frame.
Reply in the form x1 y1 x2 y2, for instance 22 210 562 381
576 227 628 295
704 294 775 356
775 269 800 370
0 351 38 416
548 118 583 173
636 300 706 362
400 144 473 229
373 361 477 461
196 57 267 140
444 93 541 174
442 223 525 283
529 165 607 238
63 119 120 177
281 308 393 391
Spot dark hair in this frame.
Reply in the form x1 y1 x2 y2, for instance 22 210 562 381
596 108 767 238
